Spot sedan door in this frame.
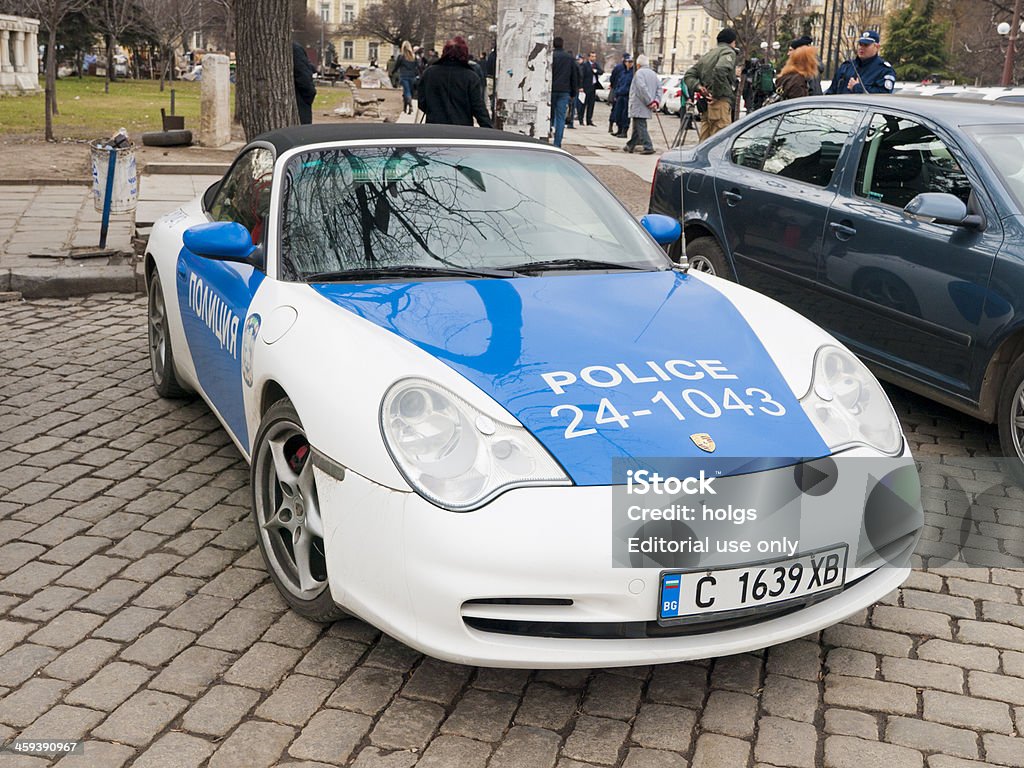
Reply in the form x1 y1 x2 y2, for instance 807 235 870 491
817 112 1003 398
713 107 862 310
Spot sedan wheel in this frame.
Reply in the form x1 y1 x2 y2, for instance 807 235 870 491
252 399 347 622
685 236 733 279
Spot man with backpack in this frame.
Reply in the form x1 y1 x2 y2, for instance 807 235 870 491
684 29 739 141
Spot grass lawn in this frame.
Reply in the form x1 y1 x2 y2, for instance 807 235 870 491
1 76 342 140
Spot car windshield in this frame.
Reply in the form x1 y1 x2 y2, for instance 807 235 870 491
963 124 1024 210
279 145 669 281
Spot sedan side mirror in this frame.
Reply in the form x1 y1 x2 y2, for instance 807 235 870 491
641 213 682 245
184 222 263 268
904 193 984 229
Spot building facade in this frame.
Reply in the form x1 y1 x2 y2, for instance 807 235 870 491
307 0 394 67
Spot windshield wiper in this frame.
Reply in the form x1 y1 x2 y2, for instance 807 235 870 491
498 258 652 274
304 264 521 282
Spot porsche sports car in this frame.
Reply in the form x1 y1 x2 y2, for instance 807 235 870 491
145 124 922 668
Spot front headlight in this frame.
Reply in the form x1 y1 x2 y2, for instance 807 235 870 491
801 345 902 456
381 378 570 510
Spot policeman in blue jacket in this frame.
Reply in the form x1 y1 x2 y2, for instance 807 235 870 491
825 30 896 94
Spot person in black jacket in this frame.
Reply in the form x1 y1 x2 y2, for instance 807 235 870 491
550 37 579 147
418 36 493 127
579 51 604 126
292 43 317 125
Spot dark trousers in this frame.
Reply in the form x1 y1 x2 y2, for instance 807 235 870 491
582 87 597 124
297 96 314 125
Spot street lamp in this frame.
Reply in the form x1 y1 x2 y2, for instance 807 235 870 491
999 0 1023 86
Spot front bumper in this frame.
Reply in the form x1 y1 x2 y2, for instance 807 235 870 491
314 446 920 668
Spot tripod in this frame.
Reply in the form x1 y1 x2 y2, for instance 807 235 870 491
672 101 699 148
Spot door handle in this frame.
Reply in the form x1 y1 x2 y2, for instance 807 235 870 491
830 221 857 240
722 189 743 206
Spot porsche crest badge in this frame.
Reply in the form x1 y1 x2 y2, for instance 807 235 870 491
690 433 716 453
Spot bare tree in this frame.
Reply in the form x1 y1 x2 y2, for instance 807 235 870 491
25 0 91 141
138 0 203 89
235 0 296 138
95 0 138 93
344 0 434 49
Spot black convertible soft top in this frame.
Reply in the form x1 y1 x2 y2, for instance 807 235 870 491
252 123 544 154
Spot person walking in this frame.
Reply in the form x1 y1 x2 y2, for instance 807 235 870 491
624 54 660 154
608 53 633 137
395 41 420 114
549 37 579 147
417 36 493 127
292 43 317 125
579 51 604 126
683 29 738 142
773 44 820 101
825 30 896 94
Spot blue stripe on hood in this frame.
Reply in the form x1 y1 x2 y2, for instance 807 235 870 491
312 271 830 485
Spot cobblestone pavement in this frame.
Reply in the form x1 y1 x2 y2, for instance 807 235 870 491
1 294 1023 768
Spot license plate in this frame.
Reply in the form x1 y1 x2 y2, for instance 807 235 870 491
658 545 848 624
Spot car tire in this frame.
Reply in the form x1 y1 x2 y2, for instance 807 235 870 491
251 398 348 623
996 355 1024 482
148 270 190 398
685 236 733 279
141 129 193 147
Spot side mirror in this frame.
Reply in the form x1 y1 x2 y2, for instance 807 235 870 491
904 192 983 229
184 222 262 267
641 213 682 245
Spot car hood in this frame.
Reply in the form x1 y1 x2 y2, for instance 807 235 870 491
312 270 830 485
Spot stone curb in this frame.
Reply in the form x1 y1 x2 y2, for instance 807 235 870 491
0 178 91 186
143 162 231 175
2 264 142 299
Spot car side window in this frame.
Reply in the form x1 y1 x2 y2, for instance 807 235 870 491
208 148 275 245
855 114 972 209
760 109 859 187
730 116 782 170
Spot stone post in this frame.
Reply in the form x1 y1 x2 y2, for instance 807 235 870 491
199 53 232 147
0 31 11 73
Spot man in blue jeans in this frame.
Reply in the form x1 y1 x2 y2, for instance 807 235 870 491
550 37 579 148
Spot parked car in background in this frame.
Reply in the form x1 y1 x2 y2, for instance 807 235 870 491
659 74 685 113
649 96 1024 467
595 72 613 101
662 77 689 115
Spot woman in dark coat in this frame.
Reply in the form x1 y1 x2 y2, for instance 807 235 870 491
417 36 492 128
774 45 819 101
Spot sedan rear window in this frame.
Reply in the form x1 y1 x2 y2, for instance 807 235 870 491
730 109 858 187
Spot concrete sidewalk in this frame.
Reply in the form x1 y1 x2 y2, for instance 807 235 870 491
0 101 694 299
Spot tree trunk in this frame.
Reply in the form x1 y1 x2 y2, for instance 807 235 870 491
45 27 57 141
105 35 113 93
631 0 646 56
235 0 297 138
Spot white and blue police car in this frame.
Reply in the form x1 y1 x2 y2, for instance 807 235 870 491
145 124 921 668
